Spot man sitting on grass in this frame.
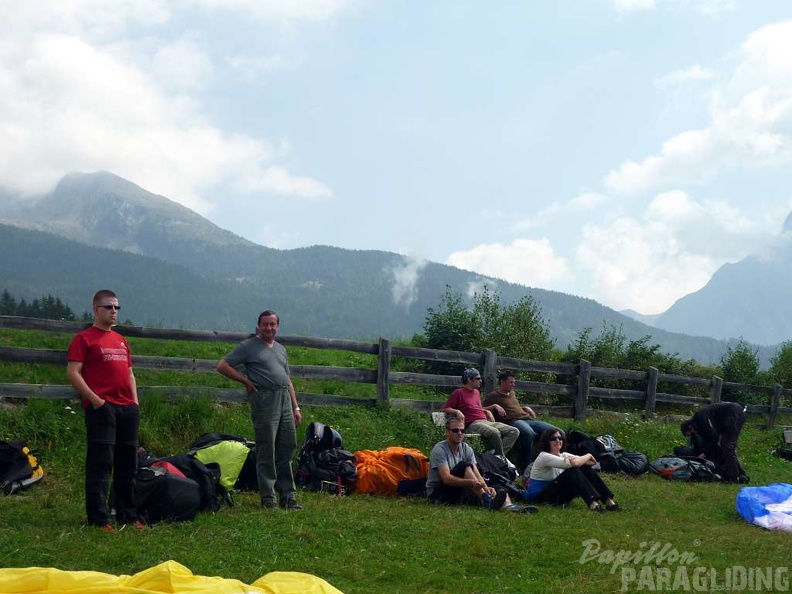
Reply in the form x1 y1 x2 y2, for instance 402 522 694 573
426 416 536 513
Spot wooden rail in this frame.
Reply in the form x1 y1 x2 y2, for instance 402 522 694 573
1 316 790 427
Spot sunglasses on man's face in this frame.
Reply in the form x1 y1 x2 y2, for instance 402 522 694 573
447 428 465 434
96 305 121 311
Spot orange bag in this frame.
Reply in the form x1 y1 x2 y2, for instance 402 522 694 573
354 447 429 496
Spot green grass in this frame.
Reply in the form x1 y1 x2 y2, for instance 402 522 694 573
1 400 791 594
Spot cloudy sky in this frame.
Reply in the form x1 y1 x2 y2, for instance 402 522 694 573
2 0 792 315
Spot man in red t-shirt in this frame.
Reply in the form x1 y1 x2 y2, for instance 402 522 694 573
67 289 142 532
441 368 519 457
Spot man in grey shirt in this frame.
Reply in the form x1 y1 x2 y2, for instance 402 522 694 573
427 416 533 512
217 310 304 509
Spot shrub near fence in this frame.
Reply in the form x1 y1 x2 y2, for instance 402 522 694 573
1 315 791 428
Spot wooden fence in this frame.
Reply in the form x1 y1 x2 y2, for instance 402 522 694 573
1 316 790 428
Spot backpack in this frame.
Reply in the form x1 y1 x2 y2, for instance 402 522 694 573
598 450 650 476
650 456 721 482
189 433 257 492
560 432 648 476
135 466 201 523
0 440 44 496
295 423 356 495
566 430 605 456
354 447 430 496
161 453 231 510
302 422 343 451
475 451 522 499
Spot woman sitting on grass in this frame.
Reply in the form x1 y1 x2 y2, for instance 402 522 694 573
523 429 620 513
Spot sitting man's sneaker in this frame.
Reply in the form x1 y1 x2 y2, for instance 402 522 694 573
503 503 538 514
280 496 303 510
737 474 750 484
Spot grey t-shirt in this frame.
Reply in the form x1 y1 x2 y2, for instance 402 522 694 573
425 440 476 496
224 337 291 390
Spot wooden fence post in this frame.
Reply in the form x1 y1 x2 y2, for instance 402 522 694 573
645 366 658 418
483 349 497 396
376 338 391 405
711 376 722 404
575 359 591 423
768 384 782 429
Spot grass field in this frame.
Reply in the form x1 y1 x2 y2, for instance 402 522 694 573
1 397 791 594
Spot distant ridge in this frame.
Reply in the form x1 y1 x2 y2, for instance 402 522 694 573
0 170 783 365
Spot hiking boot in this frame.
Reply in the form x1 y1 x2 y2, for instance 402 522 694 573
261 500 277 510
280 497 303 511
97 524 115 533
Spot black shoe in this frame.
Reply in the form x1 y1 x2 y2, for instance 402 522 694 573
605 503 622 512
280 497 303 511
590 502 606 513
261 500 277 509
737 474 750 484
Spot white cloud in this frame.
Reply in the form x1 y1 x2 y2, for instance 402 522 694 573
466 279 492 299
514 191 607 230
190 0 353 23
446 239 571 290
152 37 214 92
576 189 777 313
611 0 656 13
225 53 306 79
606 21 792 195
390 255 428 308
655 65 715 89
0 4 335 214
605 129 716 194
610 0 737 15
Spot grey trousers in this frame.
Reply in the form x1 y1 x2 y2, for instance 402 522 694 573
251 387 297 503
466 420 520 457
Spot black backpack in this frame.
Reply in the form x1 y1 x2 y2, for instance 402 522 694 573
598 450 650 476
650 456 721 482
474 451 521 499
295 423 356 495
0 440 43 496
135 466 202 523
161 453 231 510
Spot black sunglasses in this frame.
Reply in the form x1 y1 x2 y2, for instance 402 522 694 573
96 305 121 311
549 436 563 442
447 428 465 434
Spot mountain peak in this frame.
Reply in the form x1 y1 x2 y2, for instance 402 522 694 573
3 171 255 257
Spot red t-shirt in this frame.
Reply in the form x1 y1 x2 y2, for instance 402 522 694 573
67 326 135 409
443 387 487 425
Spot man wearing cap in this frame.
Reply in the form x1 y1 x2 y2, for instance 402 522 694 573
441 368 519 458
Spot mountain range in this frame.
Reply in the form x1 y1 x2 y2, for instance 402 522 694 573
0 171 787 366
